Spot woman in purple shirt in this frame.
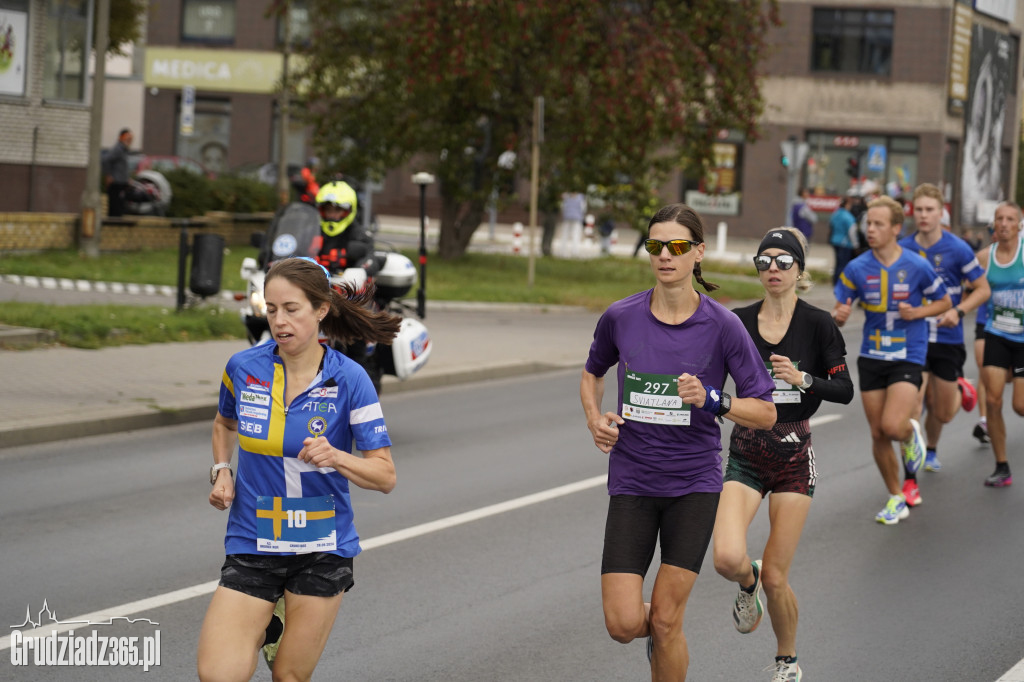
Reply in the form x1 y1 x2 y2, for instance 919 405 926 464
581 203 776 680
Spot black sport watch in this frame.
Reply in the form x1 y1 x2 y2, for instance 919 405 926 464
716 392 732 418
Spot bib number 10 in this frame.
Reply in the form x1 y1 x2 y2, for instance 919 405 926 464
286 509 307 528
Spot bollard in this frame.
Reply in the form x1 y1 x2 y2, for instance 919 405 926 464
716 221 727 255
512 221 524 254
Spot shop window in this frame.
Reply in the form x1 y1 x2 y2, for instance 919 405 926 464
804 132 918 203
42 0 89 101
0 0 29 97
175 98 231 175
182 0 236 43
277 0 310 46
811 8 893 76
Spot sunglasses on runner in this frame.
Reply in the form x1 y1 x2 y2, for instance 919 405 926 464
753 254 796 271
643 238 700 256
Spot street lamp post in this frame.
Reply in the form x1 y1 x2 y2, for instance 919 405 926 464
412 172 435 319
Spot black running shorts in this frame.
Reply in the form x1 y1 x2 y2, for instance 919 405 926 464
857 357 923 392
219 553 354 602
924 342 967 382
601 492 719 576
983 333 1024 378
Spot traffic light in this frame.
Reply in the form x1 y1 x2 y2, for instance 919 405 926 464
780 151 790 168
846 156 860 179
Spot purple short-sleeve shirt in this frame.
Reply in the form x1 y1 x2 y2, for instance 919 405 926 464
586 290 775 496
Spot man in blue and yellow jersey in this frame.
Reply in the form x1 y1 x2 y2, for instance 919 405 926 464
833 196 951 525
898 183 989 498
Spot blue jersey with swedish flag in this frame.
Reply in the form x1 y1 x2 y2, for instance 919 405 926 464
898 230 985 345
834 248 947 365
218 343 391 557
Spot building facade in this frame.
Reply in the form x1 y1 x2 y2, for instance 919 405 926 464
0 0 97 212
682 0 1024 243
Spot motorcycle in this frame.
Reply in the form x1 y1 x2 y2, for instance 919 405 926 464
239 202 431 393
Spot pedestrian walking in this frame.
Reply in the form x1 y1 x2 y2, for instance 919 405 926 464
976 201 1024 487
714 227 853 681
581 203 776 680
832 196 951 525
102 128 133 217
897 184 988 496
197 257 399 681
828 196 858 285
559 191 586 258
791 188 816 242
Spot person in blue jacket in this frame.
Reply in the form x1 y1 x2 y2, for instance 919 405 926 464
198 257 400 681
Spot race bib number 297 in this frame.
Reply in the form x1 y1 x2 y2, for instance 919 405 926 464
621 369 690 426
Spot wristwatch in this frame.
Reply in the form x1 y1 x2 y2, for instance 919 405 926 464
715 392 732 417
798 372 813 390
956 307 965 319
210 462 232 485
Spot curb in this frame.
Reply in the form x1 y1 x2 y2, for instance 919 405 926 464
0 360 579 450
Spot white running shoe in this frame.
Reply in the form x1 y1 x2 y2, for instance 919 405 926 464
732 559 764 633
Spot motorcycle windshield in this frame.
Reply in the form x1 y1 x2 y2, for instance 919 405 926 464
260 202 322 266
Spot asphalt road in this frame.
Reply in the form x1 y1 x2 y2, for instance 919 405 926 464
2 360 1024 680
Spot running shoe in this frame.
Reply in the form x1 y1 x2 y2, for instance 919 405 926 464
924 449 942 472
262 597 286 671
732 559 764 634
984 468 1013 487
958 377 978 412
875 494 909 525
902 419 927 474
769 658 803 681
973 421 990 444
901 479 922 507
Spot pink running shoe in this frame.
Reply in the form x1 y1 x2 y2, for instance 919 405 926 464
902 479 922 507
958 377 978 412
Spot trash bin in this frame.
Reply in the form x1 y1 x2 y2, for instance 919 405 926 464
190 233 224 297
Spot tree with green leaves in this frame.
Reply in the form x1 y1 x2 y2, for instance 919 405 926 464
294 0 779 259
104 0 147 56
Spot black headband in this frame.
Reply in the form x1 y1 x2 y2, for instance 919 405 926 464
757 229 805 271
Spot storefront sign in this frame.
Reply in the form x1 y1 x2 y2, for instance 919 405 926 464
685 191 740 216
180 85 195 136
948 3 973 115
832 135 859 148
806 195 842 213
145 47 284 94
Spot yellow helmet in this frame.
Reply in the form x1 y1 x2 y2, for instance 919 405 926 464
316 181 358 237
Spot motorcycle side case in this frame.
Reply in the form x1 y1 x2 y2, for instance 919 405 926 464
374 252 417 301
381 317 431 380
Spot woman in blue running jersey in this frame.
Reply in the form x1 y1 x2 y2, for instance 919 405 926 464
198 257 400 682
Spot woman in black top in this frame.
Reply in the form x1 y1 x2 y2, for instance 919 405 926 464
712 227 854 681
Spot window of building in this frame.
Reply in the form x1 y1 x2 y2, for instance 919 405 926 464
811 8 893 76
0 0 30 97
42 0 90 101
804 132 918 202
276 1 310 46
182 0 236 43
175 97 231 174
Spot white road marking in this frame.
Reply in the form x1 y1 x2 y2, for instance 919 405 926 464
0 474 608 651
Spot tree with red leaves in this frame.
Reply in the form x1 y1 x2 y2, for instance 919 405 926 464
292 0 779 259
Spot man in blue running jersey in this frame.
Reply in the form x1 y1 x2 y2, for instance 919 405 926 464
898 184 989 489
833 196 951 525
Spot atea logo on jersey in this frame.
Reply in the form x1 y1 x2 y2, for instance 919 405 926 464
302 402 337 413
240 390 271 406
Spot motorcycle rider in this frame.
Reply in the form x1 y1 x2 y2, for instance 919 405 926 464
314 180 379 277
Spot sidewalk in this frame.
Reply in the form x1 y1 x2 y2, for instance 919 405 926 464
0 217 839 449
